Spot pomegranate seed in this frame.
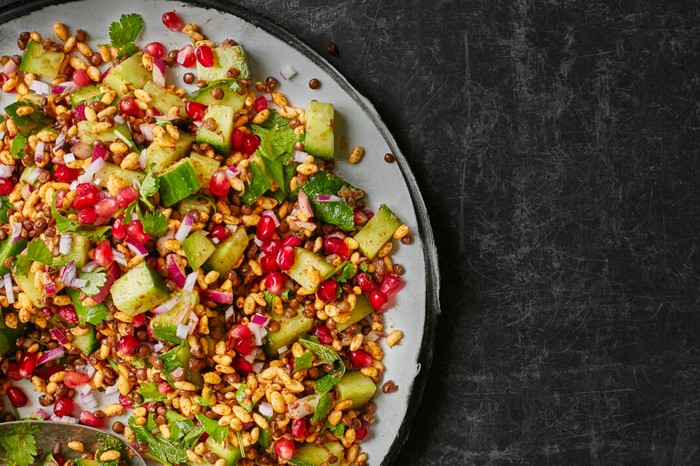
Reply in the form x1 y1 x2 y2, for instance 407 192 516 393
162 11 183 31
77 207 97 224
117 335 140 355
112 215 126 240
312 325 333 345
176 44 195 67
209 170 230 197
0 178 13 195
119 97 140 117
73 183 100 209
243 134 260 154
210 225 230 242
116 186 138 207
72 69 90 87
185 100 207 120
368 290 388 310
282 236 302 248
132 313 145 328
63 371 90 388
19 352 37 378
265 272 284 295
356 425 369 441
324 236 349 259
259 253 278 273
255 215 276 242
79 411 105 428
55 189 67 208
355 272 377 293
228 324 251 341
354 209 369 226
380 274 404 298
53 397 75 417
158 380 174 395
317 279 338 303
7 387 28 407
195 45 215 67
94 197 119 218
0 73 7 87
54 166 80 183
349 349 373 368
118 394 133 409
145 41 166 59
227 324 254 356
73 103 86 121
126 219 150 245
276 245 296 271
58 305 78 324
275 439 295 461
94 241 113 267
261 239 281 255
232 128 245 151
5 362 22 381
232 357 252 375
291 418 308 439
254 96 268 113
235 338 254 356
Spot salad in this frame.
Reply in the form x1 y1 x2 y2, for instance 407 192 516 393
0 9 411 466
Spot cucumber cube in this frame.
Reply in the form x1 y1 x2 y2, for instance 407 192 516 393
287 248 334 292
292 442 344 466
77 121 134 147
69 84 104 107
146 131 194 174
103 52 152 96
353 204 402 259
110 262 170 316
304 101 334 159
158 158 203 207
189 152 220 187
196 44 250 82
335 294 374 332
189 80 246 111
143 80 186 116
94 162 145 187
182 230 216 270
335 371 377 408
196 104 235 154
57 234 90 268
0 237 27 275
151 290 199 343
264 312 315 356
20 41 65 79
205 228 249 276
204 436 241 466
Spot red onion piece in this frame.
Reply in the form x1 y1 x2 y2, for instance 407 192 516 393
201 289 233 304
29 79 50 95
225 166 239 179
280 65 297 80
91 264 121 304
9 223 21 244
251 313 270 327
3 60 17 75
183 272 197 292
166 254 187 288
112 249 127 266
175 214 194 242
44 280 57 296
91 144 108 161
259 401 274 418
140 123 156 141
50 328 69 345
126 241 148 257
187 313 199 335
139 148 147 169
287 395 320 419
3 273 14 304
315 194 343 203
153 297 178 314
77 157 105 184
175 323 189 340
262 210 280 227
60 262 77 286
297 189 314 218
152 58 167 87
292 150 309 163
0 164 13 178
34 141 45 163
37 347 65 365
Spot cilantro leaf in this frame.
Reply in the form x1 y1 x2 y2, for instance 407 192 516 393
0 196 12 223
13 254 31 277
96 433 126 466
300 336 346 394
26 238 53 265
300 172 356 231
236 382 253 412
311 392 333 424
116 42 139 59
293 352 314 373
328 422 345 438
137 382 167 403
67 288 108 325
196 413 229 444
10 134 27 159
139 169 159 210
137 208 168 237
0 422 39 466
334 261 357 283
79 270 107 296
109 13 144 47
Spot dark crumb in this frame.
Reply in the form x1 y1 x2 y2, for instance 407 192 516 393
326 41 337 55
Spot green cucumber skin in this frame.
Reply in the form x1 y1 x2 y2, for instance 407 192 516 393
58 234 90 268
103 52 151 96
304 101 334 160
189 80 246 111
20 41 65 79
71 324 99 356
152 290 199 344
189 152 221 187
196 44 250 82
69 84 104 107
204 436 241 466
335 371 377 409
77 121 134 147
0 317 26 356
353 204 402 259
205 228 249 276
287 248 334 292
158 159 203 207
0 237 28 275
335 294 374 332
196 104 235 154
94 162 145 187
14 272 46 308
146 132 194 174
143 80 185 116
264 313 314 357
177 195 213 217
291 442 344 466
182 230 216 270
110 262 170 316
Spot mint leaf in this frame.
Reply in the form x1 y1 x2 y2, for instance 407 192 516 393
236 382 253 412
311 392 333 424
26 238 53 265
293 352 314 373
109 14 144 47
300 172 355 231
0 422 39 466
300 335 346 394
79 270 107 296
196 413 229 444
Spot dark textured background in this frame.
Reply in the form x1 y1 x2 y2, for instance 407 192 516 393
4 0 700 464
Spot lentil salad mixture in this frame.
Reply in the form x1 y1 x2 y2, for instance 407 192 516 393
0 9 412 466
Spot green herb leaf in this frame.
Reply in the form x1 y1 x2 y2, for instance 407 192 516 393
198 396 213 406
96 433 126 466
116 42 139 59
138 208 169 237
327 422 345 438
79 270 107 296
196 413 229 444
67 288 108 325
300 172 356 231
334 261 357 283
10 134 27 159
311 392 333 424
300 335 346 394
293 352 314 373
139 169 159 204
0 422 39 466
0 197 11 223
109 13 144 46
236 382 253 412
242 156 273 205
26 238 53 265
13 254 31 277
137 381 167 403
51 196 111 239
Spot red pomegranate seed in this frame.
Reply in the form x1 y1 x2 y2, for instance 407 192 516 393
94 241 113 267
235 337 254 356
354 209 369 226
324 236 349 259
18 352 37 378
7 386 28 407
265 272 283 295
73 183 100 209
312 325 333 345
112 215 126 240
118 394 133 409
94 197 119 218
291 418 308 439
228 324 254 356
72 69 90 87
356 425 369 441
144 42 166 59
119 97 140 117
209 170 230 197
158 380 174 395
254 96 268 112
185 100 207 120
232 357 252 375
73 103 86 121
355 272 377 293
5 362 22 381
117 335 140 355
162 11 183 31
369 290 388 310
349 349 373 369
282 236 302 248
232 128 245 151
79 411 105 428
317 279 338 303
0 178 13 195
275 439 295 461
59 305 78 324
276 245 296 271
228 324 251 341
0 73 7 87
53 397 75 417
126 219 150 245
255 215 276 242
210 225 230 243
176 44 195 68
261 239 281 255
115 186 138 207
195 45 215 67
380 274 404 298
63 371 90 388
54 166 80 183
77 207 97 224
243 134 260 154
259 253 278 273
132 313 145 328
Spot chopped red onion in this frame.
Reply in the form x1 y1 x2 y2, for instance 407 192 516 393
85 363 96 378
262 210 280 227
59 234 73 255
63 152 76 163
31 408 50 420
44 280 57 296
0 164 12 178
114 115 125 125
50 414 78 423
140 123 156 142
277 345 288 355
80 392 98 410
258 401 274 418
3 273 14 304
166 254 187 287
139 148 147 169
280 65 297 80
253 236 264 247
297 189 314 218
152 58 167 87
201 289 233 304
287 394 320 419
82 261 99 272
251 313 270 327
153 342 164 352
315 194 343 203
292 150 309 163
225 166 239 179
365 330 381 342
53 80 78 95
175 323 189 340
126 241 148 257
71 141 93 160
37 347 65 365
153 297 178 314
225 305 234 321
29 79 50 95
175 214 194 242
91 144 108 162
60 262 77 286
252 361 265 373
248 323 267 346
26 167 41 185
183 272 198 292
77 157 105 183
113 249 127 266
34 141 45 163
3 60 17 75
187 312 199 334
10 223 21 244
54 132 65 150
104 384 120 396
50 328 68 345
291 219 317 232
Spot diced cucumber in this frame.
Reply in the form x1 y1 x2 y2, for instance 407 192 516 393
14 272 45 308
4 101 47 133
20 41 65 79
94 162 145 187
258 427 272 449
353 204 402 259
146 131 194 174
290 442 344 466
196 44 250 82
304 101 334 160
0 314 26 356
143 80 185 116
0 237 27 275
20 165 39 186
204 228 248 276
158 158 203 207
77 121 134 147
182 230 216 270
152 289 199 343
104 52 151 95
287 248 334 292
72 324 99 356
196 104 235 154
189 152 220 187
189 80 246 111
160 343 203 388
177 195 213 217
263 312 314 357
57 234 90 267
336 294 374 332
204 436 241 466
69 84 103 107
110 262 170 316
335 371 377 409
